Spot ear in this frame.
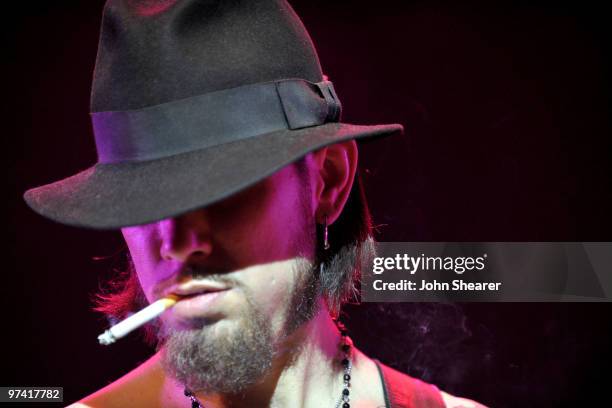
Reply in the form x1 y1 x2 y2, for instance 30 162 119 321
311 140 358 225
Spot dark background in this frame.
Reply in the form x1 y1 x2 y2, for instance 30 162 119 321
6 1 611 407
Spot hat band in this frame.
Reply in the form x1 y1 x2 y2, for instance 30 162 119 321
91 79 342 164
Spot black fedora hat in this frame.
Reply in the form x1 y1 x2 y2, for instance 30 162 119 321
24 0 403 229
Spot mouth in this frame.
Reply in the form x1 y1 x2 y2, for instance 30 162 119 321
164 280 231 298
172 288 226 300
167 286 232 319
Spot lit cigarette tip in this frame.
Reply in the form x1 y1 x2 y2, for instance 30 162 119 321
97 295 178 346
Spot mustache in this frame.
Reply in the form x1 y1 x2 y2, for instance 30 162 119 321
152 264 240 301
177 264 240 286
177 265 232 282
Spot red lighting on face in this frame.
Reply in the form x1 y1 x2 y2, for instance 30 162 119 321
128 0 179 17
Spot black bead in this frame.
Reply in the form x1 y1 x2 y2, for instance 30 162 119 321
342 358 349 367
192 401 200 408
342 344 350 352
344 374 351 381
343 388 350 396
343 403 350 408
184 388 192 396
340 329 348 336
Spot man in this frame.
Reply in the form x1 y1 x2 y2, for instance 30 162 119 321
24 1 484 407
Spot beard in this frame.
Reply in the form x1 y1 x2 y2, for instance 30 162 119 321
157 257 321 394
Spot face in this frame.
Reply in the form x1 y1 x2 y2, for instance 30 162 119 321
121 160 320 392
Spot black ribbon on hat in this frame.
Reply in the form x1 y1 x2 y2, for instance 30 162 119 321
92 79 342 164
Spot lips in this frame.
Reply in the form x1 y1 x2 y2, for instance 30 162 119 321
170 288 231 319
158 280 233 320
172 288 225 299
164 280 231 299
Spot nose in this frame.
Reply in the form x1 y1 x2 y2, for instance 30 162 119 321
159 209 213 262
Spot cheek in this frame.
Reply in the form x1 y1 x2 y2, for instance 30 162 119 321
240 260 299 328
212 170 308 264
121 227 159 298
252 176 309 256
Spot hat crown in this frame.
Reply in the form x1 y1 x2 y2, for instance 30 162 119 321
91 0 323 112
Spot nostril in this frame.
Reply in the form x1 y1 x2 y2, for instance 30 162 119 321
160 238 212 262
189 249 211 260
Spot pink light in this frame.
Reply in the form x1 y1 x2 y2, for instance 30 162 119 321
128 0 179 17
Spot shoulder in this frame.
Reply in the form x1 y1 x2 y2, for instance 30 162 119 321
66 352 183 408
374 360 488 408
440 391 488 408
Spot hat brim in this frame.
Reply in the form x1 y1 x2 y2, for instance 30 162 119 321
24 122 402 229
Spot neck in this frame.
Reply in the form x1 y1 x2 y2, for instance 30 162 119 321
191 299 343 408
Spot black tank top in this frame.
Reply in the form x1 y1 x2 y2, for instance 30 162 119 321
374 359 445 408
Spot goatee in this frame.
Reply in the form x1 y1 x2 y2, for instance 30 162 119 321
158 258 320 394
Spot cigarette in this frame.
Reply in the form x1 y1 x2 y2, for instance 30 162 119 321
97 295 178 345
